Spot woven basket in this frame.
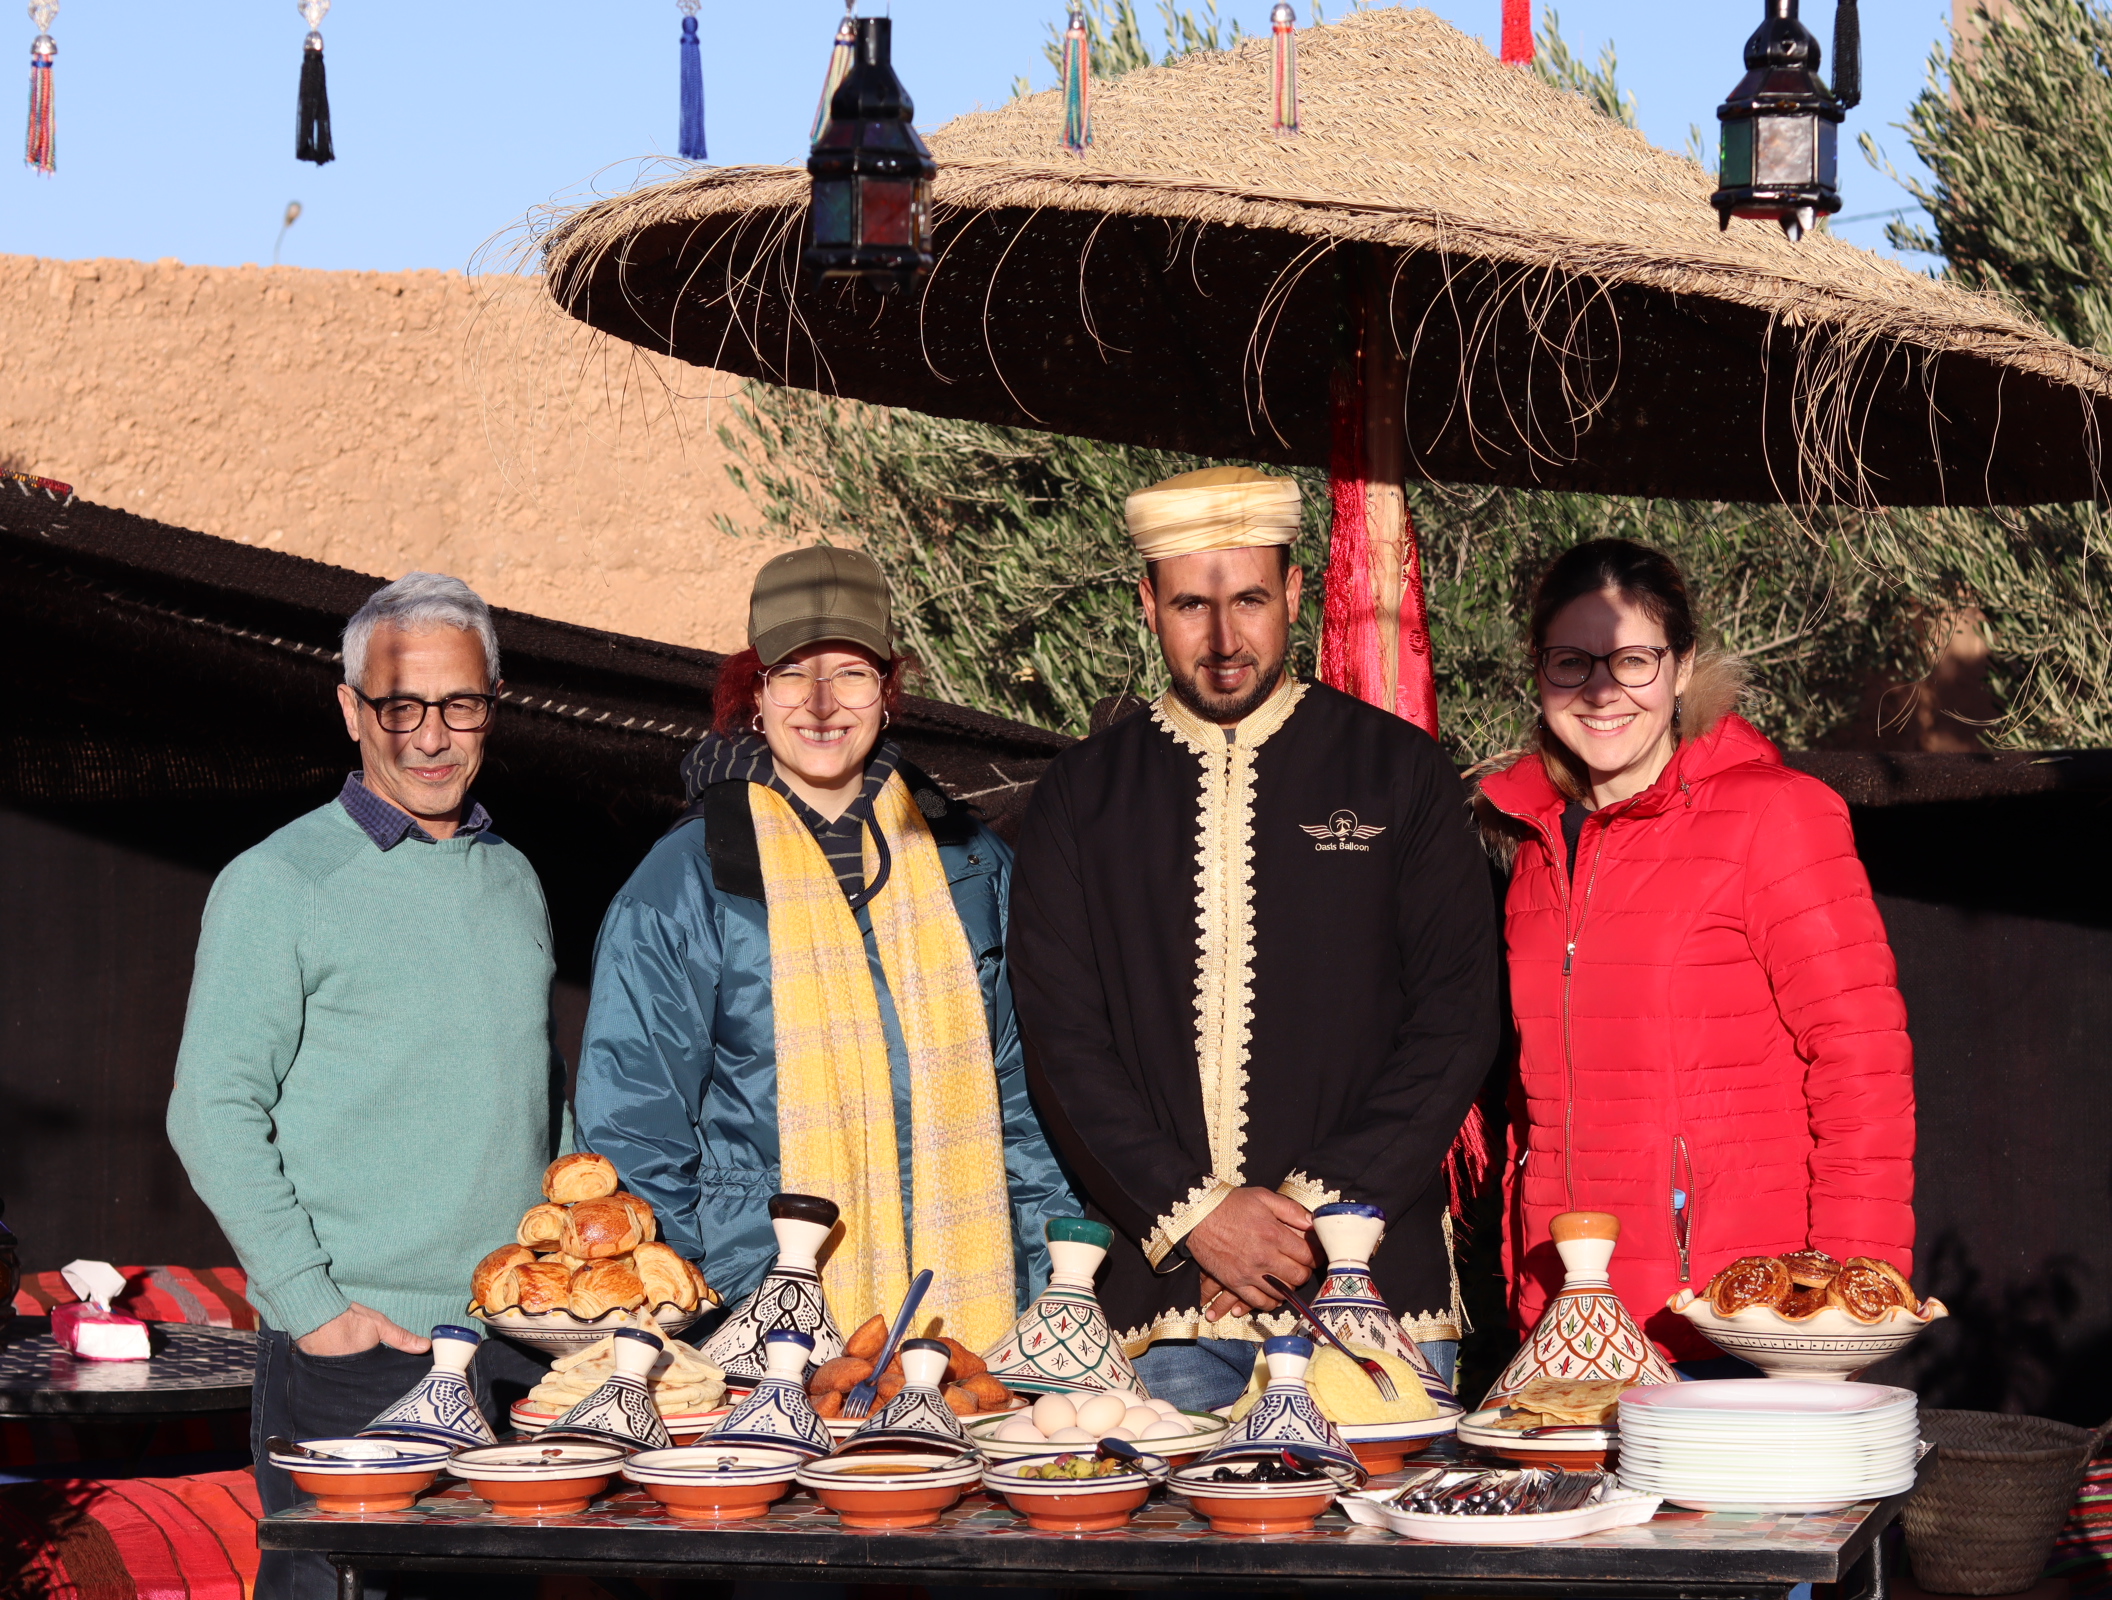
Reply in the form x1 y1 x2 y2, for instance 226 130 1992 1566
1904 1408 2111 1595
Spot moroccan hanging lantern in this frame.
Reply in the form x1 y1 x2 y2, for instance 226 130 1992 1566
294 0 334 166
803 17 935 295
24 0 55 176
1710 0 1861 241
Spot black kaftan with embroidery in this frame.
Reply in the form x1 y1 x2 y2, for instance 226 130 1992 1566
1008 678 1501 1353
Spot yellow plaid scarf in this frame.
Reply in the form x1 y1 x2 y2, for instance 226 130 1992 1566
752 775 1016 1351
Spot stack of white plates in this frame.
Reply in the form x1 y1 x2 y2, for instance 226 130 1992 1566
1616 1381 1920 1513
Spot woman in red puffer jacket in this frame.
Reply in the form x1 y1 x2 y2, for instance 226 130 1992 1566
1476 540 1915 1366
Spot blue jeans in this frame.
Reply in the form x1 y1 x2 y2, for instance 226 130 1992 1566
1132 1336 1461 1412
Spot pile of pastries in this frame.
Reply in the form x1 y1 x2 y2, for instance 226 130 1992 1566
1703 1250 1921 1322
807 1314 1018 1417
469 1153 717 1322
525 1320 727 1416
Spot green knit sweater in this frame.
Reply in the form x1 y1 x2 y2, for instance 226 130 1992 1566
167 800 569 1340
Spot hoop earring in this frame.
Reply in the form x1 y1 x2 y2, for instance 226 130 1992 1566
750 712 764 735
881 709 891 732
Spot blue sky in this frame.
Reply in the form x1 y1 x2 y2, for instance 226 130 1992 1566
2 1 1946 274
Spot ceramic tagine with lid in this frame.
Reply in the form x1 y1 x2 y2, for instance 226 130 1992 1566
357 1324 496 1451
842 1338 977 1458
1199 1336 1363 1482
702 1193 844 1385
982 1217 1146 1398
1306 1202 1460 1413
541 1326 674 1452
709 1329 833 1459
1482 1211 1678 1406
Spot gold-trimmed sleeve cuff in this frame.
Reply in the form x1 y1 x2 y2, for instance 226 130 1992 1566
1276 1169 1342 1213
1144 1177 1240 1270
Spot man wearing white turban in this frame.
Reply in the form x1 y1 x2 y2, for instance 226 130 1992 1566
1009 466 1500 1410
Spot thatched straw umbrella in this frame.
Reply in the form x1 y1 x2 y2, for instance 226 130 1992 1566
544 6 2112 729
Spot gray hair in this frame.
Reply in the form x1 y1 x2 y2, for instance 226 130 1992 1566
342 572 501 691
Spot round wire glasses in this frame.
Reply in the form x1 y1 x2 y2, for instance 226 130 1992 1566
761 663 885 710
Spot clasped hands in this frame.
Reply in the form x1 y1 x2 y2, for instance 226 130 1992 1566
1187 1185 1317 1324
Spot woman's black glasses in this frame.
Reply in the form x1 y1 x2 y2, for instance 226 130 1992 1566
1534 645 1673 690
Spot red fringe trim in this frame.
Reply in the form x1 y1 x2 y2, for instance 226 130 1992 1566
1501 0 1533 64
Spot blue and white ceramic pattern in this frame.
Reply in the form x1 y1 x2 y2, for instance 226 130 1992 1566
703 1196 844 1385
842 1339 977 1458
358 1325 495 1451
708 1330 832 1459
542 1327 673 1453
1308 1203 1461 1412
1201 1336 1364 1482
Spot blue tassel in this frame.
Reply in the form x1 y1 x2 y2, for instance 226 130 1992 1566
679 13 706 161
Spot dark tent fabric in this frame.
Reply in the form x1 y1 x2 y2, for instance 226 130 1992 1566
2 488 2107 1423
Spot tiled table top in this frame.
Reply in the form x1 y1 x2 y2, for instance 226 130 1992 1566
0 1321 255 1415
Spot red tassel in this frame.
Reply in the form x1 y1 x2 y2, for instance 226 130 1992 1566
1445 1100 1495 1219
1320 368 1387 705
24 26 54 176
1396 505 1438 736
1501 0 1533 64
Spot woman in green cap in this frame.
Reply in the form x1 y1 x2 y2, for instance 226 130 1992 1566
574 546 1075 1356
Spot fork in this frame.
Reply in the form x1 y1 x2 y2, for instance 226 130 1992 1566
840 1267 933 1420
1261 1272 1400 1404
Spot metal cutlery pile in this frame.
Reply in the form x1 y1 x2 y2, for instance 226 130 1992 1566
1393 1466 1608 1516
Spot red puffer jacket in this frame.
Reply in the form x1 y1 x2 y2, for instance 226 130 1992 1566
1477 703 1915 1362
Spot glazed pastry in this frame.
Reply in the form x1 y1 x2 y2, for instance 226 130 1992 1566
1707 1256 1792 1316
843 1314 889 1361
1779 1285 1829 1321
633 1241 699 1311
610 1190 658 1243
517 1202 569 1252
684 1256 717 1307
543 1152 620 1203
569 1258 648 1319
541 1252 589 1272
561 1196 645 1260
509 1260 576 1315
1782 1249 1842 1289
1829 1257 1916 1322
471 1243 535 1309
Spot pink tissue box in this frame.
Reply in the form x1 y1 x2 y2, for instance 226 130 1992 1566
53 1301 153 1360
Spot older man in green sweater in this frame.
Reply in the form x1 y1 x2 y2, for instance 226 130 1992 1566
168 571 568 1600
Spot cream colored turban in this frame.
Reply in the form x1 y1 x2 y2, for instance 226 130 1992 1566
1124 466 1301 561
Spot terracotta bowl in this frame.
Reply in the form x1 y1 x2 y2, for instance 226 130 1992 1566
511 1400 727 1446
1168 1461 1349 1536
795 1453 985 1529
983 1454 1163 1532
450 1442 627 1517
267 1438 449 1514
1348 1437 1437 1474
622 1445 806 1522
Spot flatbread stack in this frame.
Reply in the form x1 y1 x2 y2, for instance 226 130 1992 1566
526 1318 728 1417
1485 1375 1629 1432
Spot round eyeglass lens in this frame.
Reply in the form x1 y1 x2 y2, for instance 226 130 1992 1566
765 667 884 709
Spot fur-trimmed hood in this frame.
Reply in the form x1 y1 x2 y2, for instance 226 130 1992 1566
1472 650 1753 865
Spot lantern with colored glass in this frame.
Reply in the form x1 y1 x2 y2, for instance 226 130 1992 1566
1710 0 1856 242
804 17 935 294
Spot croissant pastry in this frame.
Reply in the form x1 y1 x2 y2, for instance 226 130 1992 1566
570 1258 648 1320
471 1244 535 1309
562 1196 645 1260
1707 1256 1791 1315
1828 1257 1916 1322
633 1241 699 1311
517 1202 570 1252
610 1190 658 1244
543 1152 620 1203
508 1260 576 1315
1781 1249 1842 1289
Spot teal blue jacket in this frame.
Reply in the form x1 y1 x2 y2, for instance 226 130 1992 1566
574 774 1076 1317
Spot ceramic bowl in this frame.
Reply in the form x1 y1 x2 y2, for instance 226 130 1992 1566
449 1442 626 1516
795 1452 986 1529
622 1444 807 1521
967 1408 1227 1467
1668 1290 1949 1380
512 1399 726 1444
475 1304 707 1358
267 1438 450 1514
983 1452 1165 1532
1455 1406 1614 1469
1167 1460 1342 1536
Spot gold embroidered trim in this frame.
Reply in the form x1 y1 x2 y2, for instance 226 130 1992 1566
1143 1177 1239 1270
1442 1208 1471 1337
1277 1169 1341 1212
1150 677 1306 1192
1119 1305 1460 1356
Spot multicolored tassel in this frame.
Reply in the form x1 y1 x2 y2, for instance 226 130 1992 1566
295 0 334 166
1061 7 1090 155
1271 3 1299 134
1500 0 1533 64
677 0 705 160
24 0 55 175
809 2 857 148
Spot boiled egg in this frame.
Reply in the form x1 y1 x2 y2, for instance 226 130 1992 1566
1075 1393 1128 1435
1030 1395 1078 1434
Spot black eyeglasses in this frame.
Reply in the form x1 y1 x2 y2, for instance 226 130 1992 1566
354 689 496 733
1534 645 1674 690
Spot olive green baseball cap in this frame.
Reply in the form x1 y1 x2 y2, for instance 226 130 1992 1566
747 545 893 665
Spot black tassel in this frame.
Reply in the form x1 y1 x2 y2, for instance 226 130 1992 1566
296 33 334 164
1832 0 1862 109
